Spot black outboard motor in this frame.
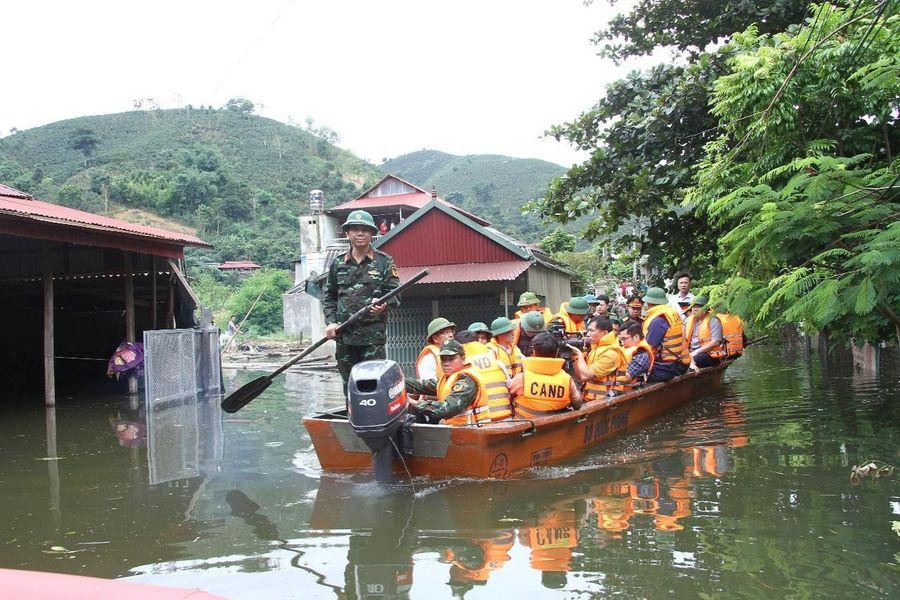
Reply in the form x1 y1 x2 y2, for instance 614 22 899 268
347 360 408 484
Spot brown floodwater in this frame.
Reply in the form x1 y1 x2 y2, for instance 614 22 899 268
0 345 897 598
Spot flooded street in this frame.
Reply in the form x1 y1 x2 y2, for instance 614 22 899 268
1 346 897 598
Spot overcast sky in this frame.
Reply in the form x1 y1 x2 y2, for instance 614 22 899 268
1 1 649 167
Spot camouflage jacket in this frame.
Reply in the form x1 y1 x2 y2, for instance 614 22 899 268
322 248 400 345
405 375 479 422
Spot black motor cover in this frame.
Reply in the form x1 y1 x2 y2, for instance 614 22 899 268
348 360 408 443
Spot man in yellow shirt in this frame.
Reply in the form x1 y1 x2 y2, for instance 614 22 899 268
568 317 622 401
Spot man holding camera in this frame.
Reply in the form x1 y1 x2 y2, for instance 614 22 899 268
567 317 623 402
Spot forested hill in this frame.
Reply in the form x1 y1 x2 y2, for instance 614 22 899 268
381 150 566 242
0 107 380 268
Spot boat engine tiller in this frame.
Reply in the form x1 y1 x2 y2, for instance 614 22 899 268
347 360 408 483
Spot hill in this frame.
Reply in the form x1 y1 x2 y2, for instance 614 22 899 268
380 150 566 242
0 106 380 269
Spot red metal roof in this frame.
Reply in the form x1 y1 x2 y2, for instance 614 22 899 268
218 260 261 270
397 261 529 284
0 184 211 248
332 192 489 226
379 208 522 266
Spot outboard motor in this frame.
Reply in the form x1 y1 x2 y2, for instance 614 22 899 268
347 360 408 484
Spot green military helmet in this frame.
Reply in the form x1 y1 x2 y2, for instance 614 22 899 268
341 210 378 233
521 311 546 333
517 291 540 307
467 322 491 335
642 287 669 305
427 317 456 341
566 296 590 315
490 317 515 336
691 295 709 307
438 338 464 357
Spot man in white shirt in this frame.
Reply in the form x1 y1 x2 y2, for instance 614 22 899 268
668 272 695 319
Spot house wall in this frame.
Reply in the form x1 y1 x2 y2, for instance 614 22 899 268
527 264 574 314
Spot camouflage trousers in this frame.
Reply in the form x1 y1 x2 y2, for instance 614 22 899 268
335 342 386 399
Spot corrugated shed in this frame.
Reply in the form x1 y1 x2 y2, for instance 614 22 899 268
379 209 522 266
0 184 210 248
218 260 261 270
397 262 529 284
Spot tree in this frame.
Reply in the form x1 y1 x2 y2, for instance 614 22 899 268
224 97 255 116
225 269 293 335
530 2 811 278
68 127 99 166
592 0 808 63
539 229 577 254
690 1 899 344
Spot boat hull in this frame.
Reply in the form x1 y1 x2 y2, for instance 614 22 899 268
302 362 729 479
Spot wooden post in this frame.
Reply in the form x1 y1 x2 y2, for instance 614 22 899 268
43 244 55 406
124 252 137 395
151 256 158 330
45 406 61 532
167 273 175 328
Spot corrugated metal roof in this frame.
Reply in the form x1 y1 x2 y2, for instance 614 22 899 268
332 191 489 226
218 260 261 269
397 261 530 284
0 184 211 248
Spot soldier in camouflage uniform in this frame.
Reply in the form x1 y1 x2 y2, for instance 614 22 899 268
323 210 400 398
405 339 480 424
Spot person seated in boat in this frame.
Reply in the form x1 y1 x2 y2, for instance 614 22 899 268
617 322 656 386
467 322 492 345
683 295 726 372
548 296 591 334
508 333 583 419
406 338 512 425
567 317 629 401
515 311 547 357
513 291 554 324
488 317 525 378
416 317 457 380
641 287 691 382
622 295 644 328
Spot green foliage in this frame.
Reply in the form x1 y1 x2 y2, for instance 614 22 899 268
223 269 293 335
592 0 808 63
67 126 100 166
539 229 577 254
190 269 236 330
532 2 810 278
381 150 567 243
0 108 379 269
691 1 899 344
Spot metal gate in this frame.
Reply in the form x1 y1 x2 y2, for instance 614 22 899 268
143 327 223 485
386 296 504 375
143 327 222 406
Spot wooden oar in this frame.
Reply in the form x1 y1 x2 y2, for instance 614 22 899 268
744 334 770 347
221 268 429 413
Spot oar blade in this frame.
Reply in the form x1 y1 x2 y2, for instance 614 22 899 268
221 376 273 413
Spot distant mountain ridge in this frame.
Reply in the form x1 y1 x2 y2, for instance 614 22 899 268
0 108 380 268
380 149 566 242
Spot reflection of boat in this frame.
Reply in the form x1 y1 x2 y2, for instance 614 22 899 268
304 362 731 479
309 428 743 594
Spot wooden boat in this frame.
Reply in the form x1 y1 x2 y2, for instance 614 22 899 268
303 361 731 479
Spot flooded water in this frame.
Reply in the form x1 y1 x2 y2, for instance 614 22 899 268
1 345 897 598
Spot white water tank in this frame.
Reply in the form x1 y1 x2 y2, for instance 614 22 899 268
309 190 324 214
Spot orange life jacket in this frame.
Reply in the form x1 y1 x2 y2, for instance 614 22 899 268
583 344 629 401
515 357 572 418
488 339 524 378
718 313 745 356
415 344 443 379
439 350 512 425
643 305 690 365
623 340 655 375
550 310 584 334
684 313 726 359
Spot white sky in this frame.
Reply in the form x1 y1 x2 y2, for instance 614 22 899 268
0 0 648 167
